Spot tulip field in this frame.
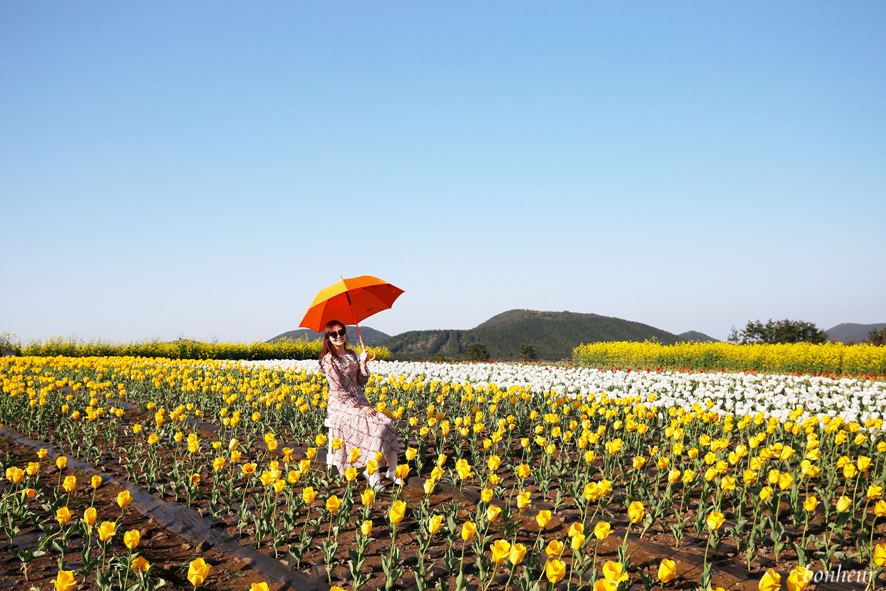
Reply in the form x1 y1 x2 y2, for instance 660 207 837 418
1 355 885 591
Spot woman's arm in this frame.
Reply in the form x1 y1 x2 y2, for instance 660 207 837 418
322 354 346 391
353 350 370 386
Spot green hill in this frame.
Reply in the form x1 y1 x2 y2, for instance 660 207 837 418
825 323 886 344
267 326 390 346
378 309 681 361
677 330 719 343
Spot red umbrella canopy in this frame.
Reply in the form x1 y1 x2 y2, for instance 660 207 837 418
299 275 404 333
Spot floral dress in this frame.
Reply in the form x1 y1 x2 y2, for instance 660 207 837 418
322 350 399 472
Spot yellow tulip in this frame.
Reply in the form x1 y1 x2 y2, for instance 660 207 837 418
51 570 77 591
873 543 885 567
836 495 852 513
593 580 617 591
389 500 406 525
536 510 552 530
131 556 150 572
349 448 361 464
571 532 586 551
395 464 410 480
545 559 566 584
628 501 644 524
594 521 612 540
56 456 67 470
428 514 444 535
97 521 116 542
867 485 883 500
706 511 725 531
344 467 358 482
490 539 511 564
302 486 317 504
326 495 341 514
117 490 132 509
251 583 269 591
875 499 886 517
55 506 72 525
602 561 629 583
62 475 76 493
786 566 812 591
804 496 818 512
759 568 781 591
124 529 140 550
460 520 476 541
361 520 372 536
658 558 676 582
508 542 526 565
486 505 502 522
187 557 210 587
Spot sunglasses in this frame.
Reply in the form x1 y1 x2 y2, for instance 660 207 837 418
327 329 347 339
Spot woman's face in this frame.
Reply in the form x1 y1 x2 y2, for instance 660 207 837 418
327 324 347 347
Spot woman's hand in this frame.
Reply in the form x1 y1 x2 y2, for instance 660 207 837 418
359 350 368 364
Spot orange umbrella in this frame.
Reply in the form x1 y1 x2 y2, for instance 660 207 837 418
299 275 404 354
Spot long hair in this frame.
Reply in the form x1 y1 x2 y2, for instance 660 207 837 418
319 320 349 363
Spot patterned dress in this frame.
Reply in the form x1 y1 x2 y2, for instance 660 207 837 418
322 350 399 472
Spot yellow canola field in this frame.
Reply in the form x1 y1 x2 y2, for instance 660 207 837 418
573 341 886 376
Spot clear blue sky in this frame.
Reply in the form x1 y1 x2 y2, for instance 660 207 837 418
2 1 884 344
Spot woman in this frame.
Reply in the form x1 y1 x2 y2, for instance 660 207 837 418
320 320 400 489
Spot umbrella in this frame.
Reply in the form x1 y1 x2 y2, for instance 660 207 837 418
299 275 404 356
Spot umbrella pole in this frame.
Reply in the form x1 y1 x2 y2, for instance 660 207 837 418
345 291 376 360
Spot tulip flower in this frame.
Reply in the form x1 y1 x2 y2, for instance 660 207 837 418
124 529 140 550
91 475 102 489
62 475 76 492
251 584 269 591
874 543 886 567
187 557 210 587
706 511 725 531
56 506 72 525
786 566 812 591
97 521 116 542
545 559 566 584
628 501 645 523
56 456 67 470
517 490 532 512
490 539 511 564
545 539 564 557
601 561 628 583
428 514 444 535
836 495 852 513
361 520 372 536
326 495 341 514
594 521 612 540
302 487 317 504
759 568 780 591
389 500 406 525
51 570 77 591
536 510 552 530
117 490 132 509
131 556 150 572
804 496 818 512
460 520 476 541
509 543 526 565
658 558 677 583
349 447 361 464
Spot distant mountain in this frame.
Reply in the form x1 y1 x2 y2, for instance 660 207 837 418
825 323 886 344
267 326 391 346
377 309 682 361
678 331 720 343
